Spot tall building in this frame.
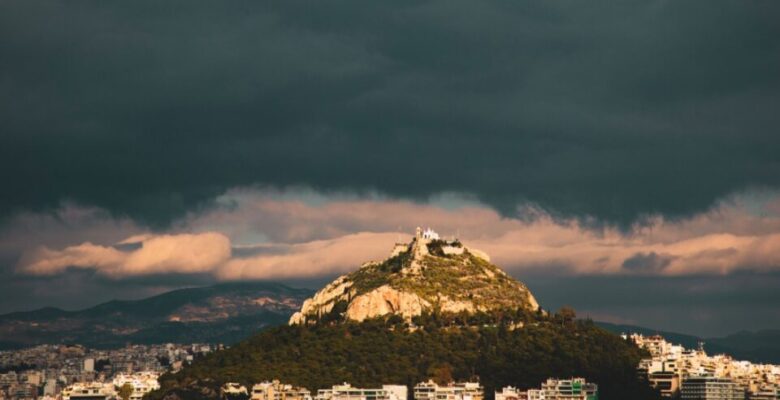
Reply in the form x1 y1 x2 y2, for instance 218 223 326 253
43 379 58 396
83 359 94 373
316 384 407 400
414 381 483 400
681 376 745 400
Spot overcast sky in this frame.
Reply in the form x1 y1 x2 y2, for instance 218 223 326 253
1 0 779 337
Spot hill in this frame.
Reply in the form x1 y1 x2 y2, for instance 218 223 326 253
290 228 538 325
149 230 659 400
0 282 312 349
150 316 659 400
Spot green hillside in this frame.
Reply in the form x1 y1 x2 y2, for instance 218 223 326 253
149 312 660 400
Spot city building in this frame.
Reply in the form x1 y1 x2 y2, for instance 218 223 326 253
222 383 249 400
83 359 95 373
316 383 407 400
681 376 745 400
62 382 115 400
494 387 522 400
251 380 311 400
414 381 483 400
112 372 161 400
498 378 597 400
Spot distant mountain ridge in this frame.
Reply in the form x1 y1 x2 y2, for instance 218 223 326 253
0 282 313 349
597 322 780 364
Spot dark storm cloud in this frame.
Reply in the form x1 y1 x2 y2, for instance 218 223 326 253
1 0 779 226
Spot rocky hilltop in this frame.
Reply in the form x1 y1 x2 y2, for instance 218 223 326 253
290 228 539 324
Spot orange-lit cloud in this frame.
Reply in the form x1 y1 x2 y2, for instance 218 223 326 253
13 188 780 279
19 232 231 278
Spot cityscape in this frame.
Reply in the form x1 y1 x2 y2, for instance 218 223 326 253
633 334 780 399
2 331 780 400
0 344 216 400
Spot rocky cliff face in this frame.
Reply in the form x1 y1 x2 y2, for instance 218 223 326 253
289 229 539 324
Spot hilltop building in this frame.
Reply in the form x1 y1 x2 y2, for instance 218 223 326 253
420 227 440 240
413 381 484 400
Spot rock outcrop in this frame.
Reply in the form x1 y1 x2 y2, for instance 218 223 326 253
289 227 539 325
345 285 430 322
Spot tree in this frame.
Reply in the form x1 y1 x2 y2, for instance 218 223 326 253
118 383 134 400
557 306 577 326
428 363 454 385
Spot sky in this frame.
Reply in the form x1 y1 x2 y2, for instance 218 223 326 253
1 0 779 337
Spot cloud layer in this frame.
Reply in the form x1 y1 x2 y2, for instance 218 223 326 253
14 188 780 280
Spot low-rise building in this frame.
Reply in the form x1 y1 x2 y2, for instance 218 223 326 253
316 384 406 400
62 382 115 400
414 381 483 400
251 380 311 400
112 372 160 400
496 378 598 400
681 376 745 400
222 383 249 400
494 386 522 400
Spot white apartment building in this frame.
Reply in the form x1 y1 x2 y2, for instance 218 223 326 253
61 382 115 400
112 372 161 400
316 383 407 400
494 387 522 400
251 380 312 400
496 378 597 400
414 381 483 400
681 376 745 400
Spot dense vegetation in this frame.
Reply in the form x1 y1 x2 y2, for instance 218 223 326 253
148 311 659 400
